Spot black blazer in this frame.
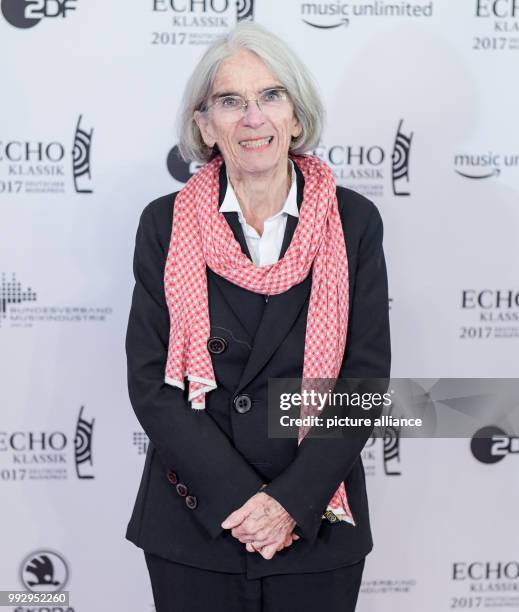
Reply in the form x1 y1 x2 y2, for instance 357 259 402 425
125 160 391 579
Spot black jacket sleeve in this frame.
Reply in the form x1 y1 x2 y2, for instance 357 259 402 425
262 200 391 547
125 200 264 540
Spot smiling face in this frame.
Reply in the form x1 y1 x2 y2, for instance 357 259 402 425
194 49 302 179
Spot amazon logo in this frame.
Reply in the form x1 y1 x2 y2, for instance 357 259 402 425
454 152 519 180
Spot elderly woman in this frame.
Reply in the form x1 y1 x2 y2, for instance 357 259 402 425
125 21 390 612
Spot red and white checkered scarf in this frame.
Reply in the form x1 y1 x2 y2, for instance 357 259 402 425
163 153 354 524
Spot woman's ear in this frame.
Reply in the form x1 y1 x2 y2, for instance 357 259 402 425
193 110 216 148
291 114 303 140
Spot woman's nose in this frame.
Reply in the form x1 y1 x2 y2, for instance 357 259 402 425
241 100 266 127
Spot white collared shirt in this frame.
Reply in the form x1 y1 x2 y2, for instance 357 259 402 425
219 160 298 267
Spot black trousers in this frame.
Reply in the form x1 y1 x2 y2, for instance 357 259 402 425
144 552 365 612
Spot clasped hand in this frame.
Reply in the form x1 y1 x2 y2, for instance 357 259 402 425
221 491 299 560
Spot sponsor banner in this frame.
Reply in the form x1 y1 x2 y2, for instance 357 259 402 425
0 116 94 195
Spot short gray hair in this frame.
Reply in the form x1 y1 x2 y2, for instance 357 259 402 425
177 22 325 163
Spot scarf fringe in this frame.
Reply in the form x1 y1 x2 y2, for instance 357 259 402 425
164 374 217 410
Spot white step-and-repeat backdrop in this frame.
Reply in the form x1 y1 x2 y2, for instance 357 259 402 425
1 1 518 610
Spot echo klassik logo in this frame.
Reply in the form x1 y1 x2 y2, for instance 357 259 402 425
451 560 519 606
476 0 519 19
470 426 519 464
452 561 519 582
300 1 433 29
362 426 402 477
150 0 254 46
0 406 95 481
462 289 519 320
313 119 413 199
1 0 77 29
460 289 519 341
152 0 254 21
473 1 519 51
0 115 93 195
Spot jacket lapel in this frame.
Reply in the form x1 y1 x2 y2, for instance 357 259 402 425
233 161 312 394
235 274 311 394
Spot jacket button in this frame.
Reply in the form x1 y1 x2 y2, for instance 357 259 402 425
207 336 228 355
185 495 198 509
166 470 178 485
233 394 252 414
176 483 188 497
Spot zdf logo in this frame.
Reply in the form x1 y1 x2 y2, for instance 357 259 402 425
471 426 519 464
1 0 77 29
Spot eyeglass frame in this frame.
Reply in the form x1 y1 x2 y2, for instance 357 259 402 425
200 86 292 116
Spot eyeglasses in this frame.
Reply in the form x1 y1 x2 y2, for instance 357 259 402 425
203 88 291 119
